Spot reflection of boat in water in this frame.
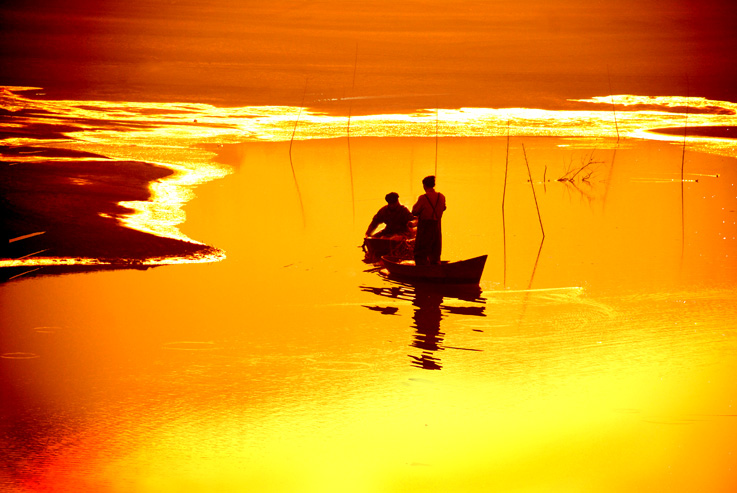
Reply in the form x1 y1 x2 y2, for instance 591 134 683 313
362 236 414 263
360 281 486 371
380 255 487 285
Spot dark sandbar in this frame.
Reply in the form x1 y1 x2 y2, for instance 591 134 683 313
649 126 737 139
1 150 218 282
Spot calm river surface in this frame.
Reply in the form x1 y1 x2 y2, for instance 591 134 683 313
3 0 737 488
2 121 737 490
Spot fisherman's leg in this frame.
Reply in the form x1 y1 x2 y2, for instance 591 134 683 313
429 225 442 264
414 243 429 265
414 221 431 265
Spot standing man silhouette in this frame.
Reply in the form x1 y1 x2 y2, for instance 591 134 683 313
411 175 446 265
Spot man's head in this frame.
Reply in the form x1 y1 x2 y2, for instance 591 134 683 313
422 175 436 189
385 192 399 204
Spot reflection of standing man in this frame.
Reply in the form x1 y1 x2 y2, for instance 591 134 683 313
409 286 445 370
412 175 446 265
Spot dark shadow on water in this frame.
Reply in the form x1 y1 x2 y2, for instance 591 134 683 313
360 279 486 370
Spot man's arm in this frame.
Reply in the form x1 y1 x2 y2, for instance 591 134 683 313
411 196 423 217
366 219 380 236
365 209 384 236
402 207 415 224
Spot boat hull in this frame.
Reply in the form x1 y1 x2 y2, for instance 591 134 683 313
381 255 487 285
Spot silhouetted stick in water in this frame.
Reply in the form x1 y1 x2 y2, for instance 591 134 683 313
521 144 545 239
603 68 620 212
516 235 545 326
602 145 618 212
607 66 620 142
681 81 689 183
351 42 358 89
16 248 49 260
9 231 45 243
681 77 689 261
502 120 510 287
543 165 548 191
347 106 356 224
434 102 439 177
8 268 42 281
289 79 308 228
520 143 545 318
527 236 544 291
346 43 358 225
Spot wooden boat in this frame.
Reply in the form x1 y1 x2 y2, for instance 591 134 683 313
380 254 487 285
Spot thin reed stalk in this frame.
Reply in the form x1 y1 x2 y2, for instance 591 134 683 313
351 42 358 90
502 120 510 286
516 236 545 325
521 144 545 239
607 67 620 142
8 268 41 281
681 83 689 183
347 106 355 224
602 145 617 212
346 43 358 225
527 237 544 291
434 103 439 176
603 67 621 211
681 78 689 260
289 80 308 228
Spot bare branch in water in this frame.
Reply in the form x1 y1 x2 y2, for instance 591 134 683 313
557 151 604 183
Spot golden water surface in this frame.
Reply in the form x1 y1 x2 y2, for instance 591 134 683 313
1 89 737 491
